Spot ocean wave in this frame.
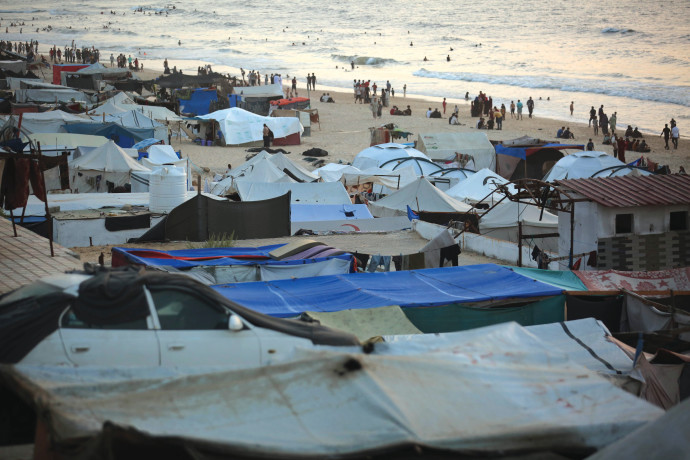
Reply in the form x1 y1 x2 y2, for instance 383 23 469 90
0 9 46 14
601 27 635 34
331 54 399 66
413 69 690 107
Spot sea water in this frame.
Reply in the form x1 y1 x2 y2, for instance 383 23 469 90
1 0 688 135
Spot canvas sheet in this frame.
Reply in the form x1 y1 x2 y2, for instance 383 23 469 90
213 264 563 318
1 322 662 457
384 318 632 376
575 267 690 291
291 203 373 222
302 305 422 341
196 107 302 145
237 181 351 204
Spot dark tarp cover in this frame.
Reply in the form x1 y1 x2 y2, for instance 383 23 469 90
403 295 566 333
213 264 564 318
135 193 291 242
62 123 153 148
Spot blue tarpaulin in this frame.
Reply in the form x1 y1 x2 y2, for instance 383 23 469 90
132 138 163 151
178 88 218 116
291 204 373 222
112 245 353 269
213 263 564 317
62 123 153 148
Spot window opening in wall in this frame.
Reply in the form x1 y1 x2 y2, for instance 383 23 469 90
670 211 688 231
615 213 633 234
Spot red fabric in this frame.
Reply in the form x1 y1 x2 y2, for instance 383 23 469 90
575 267 690 291
29 160 46 202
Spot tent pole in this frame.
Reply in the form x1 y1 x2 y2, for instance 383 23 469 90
517 221 523 267
569 203 575 269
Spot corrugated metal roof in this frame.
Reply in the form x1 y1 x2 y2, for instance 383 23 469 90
555 174 690 207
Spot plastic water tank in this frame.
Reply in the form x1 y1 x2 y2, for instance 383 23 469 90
149 166 187 213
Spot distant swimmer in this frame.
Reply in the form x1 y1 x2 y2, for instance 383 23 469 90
450 47 453 51
410 41 413 46
423 56 428 61
178 40 181 45
446 55 450 61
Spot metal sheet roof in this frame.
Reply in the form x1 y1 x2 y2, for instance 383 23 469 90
556 174 690 207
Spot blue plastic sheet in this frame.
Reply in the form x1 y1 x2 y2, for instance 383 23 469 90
213 264 564 317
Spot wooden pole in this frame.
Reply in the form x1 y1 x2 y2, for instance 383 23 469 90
36 142 54 257
518 221 523 267
569 202 575 269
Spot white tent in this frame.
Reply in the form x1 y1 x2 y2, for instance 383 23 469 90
97 110 168 143
352 143 431 171
234 83 284 98
236 181 351 204
5 111 94 134
479 200 559 252
341 166 418 191
69 140 151 193
313 163 357 182
146 145 179 163
417 132 496 169
197 107 303 145
214 158 297 195
269 152 319 182
90 92 181 122
368 177 473 217
543 151 651 182
15 88 91 104
26 133 109 149
446 168 516 204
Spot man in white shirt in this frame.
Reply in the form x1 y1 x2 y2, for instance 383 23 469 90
671 125 680 149
426 107 432 118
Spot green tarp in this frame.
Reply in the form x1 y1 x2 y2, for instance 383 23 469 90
510 267 587 292
302 306 422 341
403 295 566 333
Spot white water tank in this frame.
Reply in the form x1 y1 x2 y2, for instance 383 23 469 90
149 166 187 213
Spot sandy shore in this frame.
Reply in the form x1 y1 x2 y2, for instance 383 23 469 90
167 86 688 177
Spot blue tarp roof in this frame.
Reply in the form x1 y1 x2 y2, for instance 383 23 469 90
62 123 153 148
212 264 564 317
112 245 352 269
178 88 218 117
132 138 163 150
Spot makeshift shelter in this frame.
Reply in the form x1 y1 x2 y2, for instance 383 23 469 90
352 142 430 171
177 87 218 116
234 83 284 115
3 111 94 134
237 181 351 205
90 92 181 122
543 151 652 182
495 142 583 180
69 140 150 193
14 88 90 105
446 168 516 204
368 177 472 218
479 200 559 252
213 158 297 195
146 145 179 163
52 63 90 85
417 132 496 168
135 192 291 242
268 152 319 182
62 122 154 148
196 107 302 146
0 323 662 458
98 110 168 144
26 133 109 150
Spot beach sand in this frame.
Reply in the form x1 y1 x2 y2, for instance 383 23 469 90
162 84 688 177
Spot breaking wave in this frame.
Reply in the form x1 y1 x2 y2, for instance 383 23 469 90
331 54 399 66
601 27 635 34
413 69 690 107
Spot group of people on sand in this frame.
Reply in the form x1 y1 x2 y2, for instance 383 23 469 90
390 105 412 116
49 44 100 65
354 79 394 105
660 118 680 150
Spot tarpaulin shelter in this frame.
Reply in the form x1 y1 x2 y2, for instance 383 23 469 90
14 88 90 105
0 323 662 458
90 92 181 122
195 107 302 146
368 177 472 217
495 142 583 181
62 122 154 148
135 192 291 242
417 132 495 167
69 140 150 193
177 88 218 117
2 111 94 134
25 133 108 150
446 167 515 204
237 181 351 205
97 110 168 144
543 151 652 182
352 142 430 171
212 263 564 318
235 83 284 115
51 63 90 85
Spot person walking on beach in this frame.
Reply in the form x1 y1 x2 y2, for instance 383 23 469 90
592 115 598 135
671 124 679 149
262 124 274 149
442 98 447 114
312 73 316 90
609 112 617 134
570 101 574 116
370 96 378 119
526 97 534 118
589 106 596 126
516 100 523 120
291 76 297 94
110 53 114 67
510 101 516 118
403 84 406 98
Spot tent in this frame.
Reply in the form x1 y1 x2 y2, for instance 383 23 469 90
14 88 90 104
26 133 109 149
543 151 652 182
146 145 179 164
495 142 583 180
69 140 150 193
416 132 496 168
314 163 418 191
446 168 516 204
0 325 662 458
62 122 154 148
98 110 168 144
237 181 351 205
479 200 559 252
196 107 302 146
368 177 472 217
352 142 431 172
268 152 319 182
178 88 218 117
4 111 94 134
135 193 291 242
90 92 181 122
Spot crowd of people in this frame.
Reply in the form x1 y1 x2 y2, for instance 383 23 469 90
353 80 394 105
48 44 100 65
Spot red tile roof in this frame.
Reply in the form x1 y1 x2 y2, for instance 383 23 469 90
555 174 690 207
